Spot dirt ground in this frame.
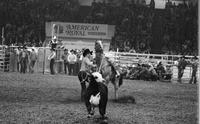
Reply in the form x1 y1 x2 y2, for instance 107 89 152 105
0 72 197 124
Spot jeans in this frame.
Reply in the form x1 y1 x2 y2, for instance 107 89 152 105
50 59 55 74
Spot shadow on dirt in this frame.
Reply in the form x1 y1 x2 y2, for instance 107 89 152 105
111 95 136 104
58 97 82 104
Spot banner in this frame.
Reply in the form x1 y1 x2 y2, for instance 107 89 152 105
46 22 108 39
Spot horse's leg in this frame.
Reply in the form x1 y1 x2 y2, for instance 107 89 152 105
99 83 108 119
114 84 118 100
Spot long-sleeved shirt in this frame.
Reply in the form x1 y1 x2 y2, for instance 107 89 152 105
80 57 94 73
62 53 68 63
67 53 77 64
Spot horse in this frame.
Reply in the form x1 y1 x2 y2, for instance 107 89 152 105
97 55 123 100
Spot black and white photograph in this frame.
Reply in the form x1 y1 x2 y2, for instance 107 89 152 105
0 0 199 123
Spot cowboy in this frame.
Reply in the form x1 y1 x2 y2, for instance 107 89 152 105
189 56 198 84
95 40 120 77
48 48 56 75
78 49 96 101
19 46 28 73
177 56 188 83
62 49 69 74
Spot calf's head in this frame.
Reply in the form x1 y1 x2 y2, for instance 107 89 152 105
91 72 105 83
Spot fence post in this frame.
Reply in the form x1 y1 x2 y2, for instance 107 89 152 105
43 47 46 74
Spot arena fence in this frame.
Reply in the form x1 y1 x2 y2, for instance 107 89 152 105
0 46 199 81
106 52 199 80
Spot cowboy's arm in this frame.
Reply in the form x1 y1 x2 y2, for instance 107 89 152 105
85 58 96 67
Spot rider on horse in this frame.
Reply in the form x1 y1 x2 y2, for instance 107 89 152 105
95 40 120 78
78 49 96 101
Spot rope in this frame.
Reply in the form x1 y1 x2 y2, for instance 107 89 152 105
97 54 104 72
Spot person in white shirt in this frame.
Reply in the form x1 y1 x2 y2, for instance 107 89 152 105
67 50 77 75
48 49 56 75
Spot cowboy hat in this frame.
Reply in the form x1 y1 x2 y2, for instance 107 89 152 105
83 49 93 57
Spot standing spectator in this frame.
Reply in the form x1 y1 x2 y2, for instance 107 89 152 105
19 47 28 73
62 49 69 74
30 49 37 73
189 56 198 84
177 56 188 83
16 48 21 72
27 50 31 73
48 49 56 75
67 50 77 75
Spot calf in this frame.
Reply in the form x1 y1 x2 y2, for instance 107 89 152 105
85 72 108 119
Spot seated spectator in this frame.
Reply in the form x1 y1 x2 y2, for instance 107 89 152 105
156 61 166 80
148 63 158 81
162 64 173 81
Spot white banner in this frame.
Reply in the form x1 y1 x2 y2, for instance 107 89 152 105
46 22 108 39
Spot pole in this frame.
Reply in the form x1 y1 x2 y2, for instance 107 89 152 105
52 24 55 40
43 47 46 74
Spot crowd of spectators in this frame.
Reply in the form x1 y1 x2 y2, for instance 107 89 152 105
0 0 198 55
120 59 173 81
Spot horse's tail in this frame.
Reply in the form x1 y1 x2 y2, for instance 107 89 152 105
119 74 123 87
